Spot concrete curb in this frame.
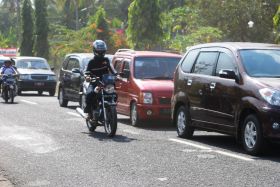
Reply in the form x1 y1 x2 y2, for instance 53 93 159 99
0 175 13 187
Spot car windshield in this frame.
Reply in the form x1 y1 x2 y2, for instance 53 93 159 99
82 57 91 70
16 59 50 70
134 57 181 79
240 49 280 78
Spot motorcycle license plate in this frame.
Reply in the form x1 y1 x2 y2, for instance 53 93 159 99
35 82 44 86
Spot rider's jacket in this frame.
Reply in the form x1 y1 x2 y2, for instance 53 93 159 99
1 66 16 75
86 56 116 79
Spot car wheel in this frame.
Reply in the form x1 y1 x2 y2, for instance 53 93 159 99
38 91 43 95
176 106 194 139
17 89 22 95
242 114 265 155
58 88 68 107
49 90 55 96
130 102 140 126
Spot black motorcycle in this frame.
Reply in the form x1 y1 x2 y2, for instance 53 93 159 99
76 73 118 137
1 74 17 103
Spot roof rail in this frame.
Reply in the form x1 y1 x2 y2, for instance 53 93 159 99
116 49 135 53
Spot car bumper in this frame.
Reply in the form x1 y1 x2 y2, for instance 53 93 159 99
137 104 171 121
260 106 280 139
18 80 57 91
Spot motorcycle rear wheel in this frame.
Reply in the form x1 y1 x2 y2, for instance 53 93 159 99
104 106 117 137
86 120 96 132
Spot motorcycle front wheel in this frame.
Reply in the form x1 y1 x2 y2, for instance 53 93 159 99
4 89 8 103
10 90 14 103
104 106 117 137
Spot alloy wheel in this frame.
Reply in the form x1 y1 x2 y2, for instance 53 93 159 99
244 121 257 149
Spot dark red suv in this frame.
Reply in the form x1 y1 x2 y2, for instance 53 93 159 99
172 42 280 155
112 50 182 126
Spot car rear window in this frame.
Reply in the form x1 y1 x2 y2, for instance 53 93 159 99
240 49 280 77
16 59 50 70
134 57 181 79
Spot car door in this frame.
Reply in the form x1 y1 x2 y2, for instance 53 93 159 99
118 59 131 114
68 57 81 99
188 50 219 125
62 57 72 97
114 58 125 113
204 49 239 132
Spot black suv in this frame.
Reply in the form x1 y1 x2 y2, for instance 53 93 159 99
58 53 112 107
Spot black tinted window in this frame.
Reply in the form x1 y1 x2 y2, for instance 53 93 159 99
193 52 218 75
216 53 236 76
181 49 199 72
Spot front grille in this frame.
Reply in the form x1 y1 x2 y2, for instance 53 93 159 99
159 97 171 105
31 75 48 80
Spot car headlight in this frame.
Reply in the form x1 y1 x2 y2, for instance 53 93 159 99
104 84 115 94
48 75 56 81
19 74 30 80
141 92 153 104
259 88 280 106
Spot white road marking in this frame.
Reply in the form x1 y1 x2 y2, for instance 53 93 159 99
169 138 254 161
214 150 254 161
169 138 212 150
67 112 81 117
122 129 140 135
0 125 60 154
157 177 168 182
21 99 38 105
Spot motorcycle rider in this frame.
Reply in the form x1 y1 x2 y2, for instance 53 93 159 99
0 60 18 94
84 40 118 121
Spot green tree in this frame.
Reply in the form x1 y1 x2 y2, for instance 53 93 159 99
34 0 49 59
127 0 162 50
93 6 111 46
20 0 33 56
273 5 280 43
196 0 277 42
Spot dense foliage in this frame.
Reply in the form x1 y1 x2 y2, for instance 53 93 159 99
34 0 49 59
20 0 34 56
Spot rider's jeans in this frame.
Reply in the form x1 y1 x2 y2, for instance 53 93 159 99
84 84 98 113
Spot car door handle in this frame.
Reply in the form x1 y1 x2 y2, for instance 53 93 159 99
210 82 216 90
187 79 192 86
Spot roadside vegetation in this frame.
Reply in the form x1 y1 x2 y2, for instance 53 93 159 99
0 0 279 69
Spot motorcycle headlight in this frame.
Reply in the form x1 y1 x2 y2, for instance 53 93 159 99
104 84 115 94
259 88 280 106
19 74 30 80
48 75 56 81
141 92 153 104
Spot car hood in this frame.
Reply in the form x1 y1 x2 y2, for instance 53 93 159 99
134 79 174 93
17 68 55 75
254 77 280 90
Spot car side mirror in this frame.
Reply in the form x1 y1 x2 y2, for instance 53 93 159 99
51 67 55 71
219 69 238 80
72 68 81 74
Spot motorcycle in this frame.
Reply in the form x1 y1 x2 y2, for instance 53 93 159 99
1 74 17 103
76 73 118 137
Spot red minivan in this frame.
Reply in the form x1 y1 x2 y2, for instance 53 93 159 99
112 49 182 126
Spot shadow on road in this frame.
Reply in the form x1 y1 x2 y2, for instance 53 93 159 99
0 101 19 104
190 133 280 162
118 117 175 132
82 131 138 143
18 93 56 97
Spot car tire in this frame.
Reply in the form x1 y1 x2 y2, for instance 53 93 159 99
17 89 22 95
130 102 140 126
58 88 68 107
176 106 194 139
242 114 266 155
49 90 55 96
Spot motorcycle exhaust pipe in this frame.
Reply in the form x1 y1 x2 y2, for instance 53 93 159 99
76 107 87 119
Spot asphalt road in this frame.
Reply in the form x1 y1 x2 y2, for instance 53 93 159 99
0 92 280 187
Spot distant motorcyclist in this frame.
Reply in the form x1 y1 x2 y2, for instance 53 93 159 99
0 60 17 94
84 40 117 120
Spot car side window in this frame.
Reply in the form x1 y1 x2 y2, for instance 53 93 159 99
62 57 69 70
114 61 123 73
181 49 199 73
215 52 236 76
192 52 218 76
123 60 130 72
67 58 79 71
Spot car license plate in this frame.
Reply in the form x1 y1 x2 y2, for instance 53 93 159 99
35 82 44 86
